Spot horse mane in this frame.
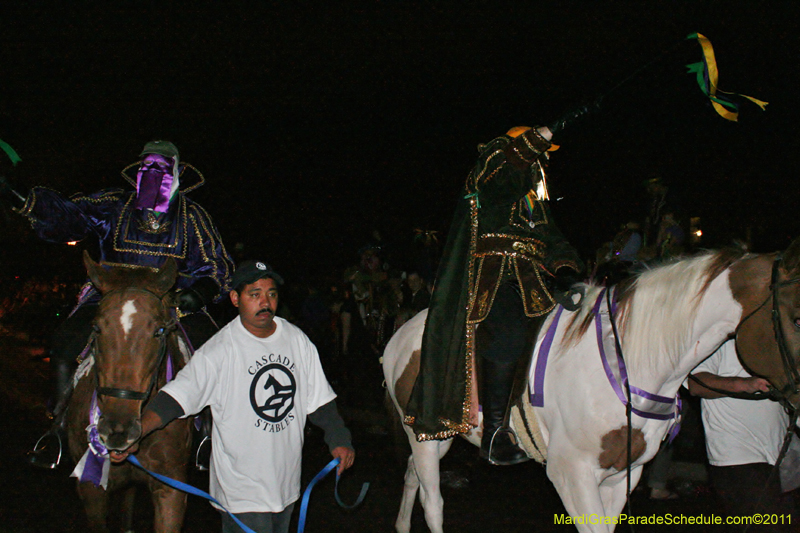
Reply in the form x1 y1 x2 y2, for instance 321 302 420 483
562 247 746 374
96 264 167 294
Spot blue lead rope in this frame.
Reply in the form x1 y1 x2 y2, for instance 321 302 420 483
126 455 256 533
127 455 368 533
298 458 370 533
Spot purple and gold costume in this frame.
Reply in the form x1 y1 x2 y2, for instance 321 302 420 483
18 165 233 301
19 147 233 471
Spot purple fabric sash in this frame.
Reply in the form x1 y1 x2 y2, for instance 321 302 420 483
593 288 682 442
68 282 98 318
528 288 682 441
529 305 564 407
71 391 110 488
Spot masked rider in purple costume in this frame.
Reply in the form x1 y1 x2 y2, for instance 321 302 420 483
0 141 234 469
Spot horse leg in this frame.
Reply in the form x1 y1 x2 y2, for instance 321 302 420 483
76 482 111 533
546 454 614 533
598 465 643 518
406 435 453 533
119 486 136 533
395 454 420 533
150 483 188 533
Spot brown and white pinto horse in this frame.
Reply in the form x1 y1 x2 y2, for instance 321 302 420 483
383 239 800 533
66 252 192 532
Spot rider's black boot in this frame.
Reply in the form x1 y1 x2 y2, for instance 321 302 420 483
28 358 72 469
479 358 528 466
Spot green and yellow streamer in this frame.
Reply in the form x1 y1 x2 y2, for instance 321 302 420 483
686 32 768 121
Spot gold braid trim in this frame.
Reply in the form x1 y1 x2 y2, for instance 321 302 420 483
113 195 187 257
520 128 550 153
120 162 206 193
468 148 506 192
512 255 556 318
71 190 123 203
189 203 233 293
18 191 39 218
404 417 466 442
189 209 226 298
449 196 482 435
511 183 550 231
410 194 482 442
551 259 581 273
467 256 507 325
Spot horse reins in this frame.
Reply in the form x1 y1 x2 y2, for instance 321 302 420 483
605 288 635 519
92 287 177 403
715 254 800 532
731 254 800 403
766 255 800 398
606 254 800 530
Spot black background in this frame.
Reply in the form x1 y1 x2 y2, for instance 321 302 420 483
2 2 798 283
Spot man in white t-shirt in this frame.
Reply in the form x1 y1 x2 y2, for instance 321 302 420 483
688 340 794 529
112 260 355 533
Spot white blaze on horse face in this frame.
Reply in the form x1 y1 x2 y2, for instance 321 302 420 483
120 300 138 338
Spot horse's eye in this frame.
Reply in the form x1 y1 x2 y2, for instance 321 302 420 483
92 324 101 333
155 327 166 338
794 318 800 329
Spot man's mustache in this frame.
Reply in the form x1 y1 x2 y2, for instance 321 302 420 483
256 307 274 316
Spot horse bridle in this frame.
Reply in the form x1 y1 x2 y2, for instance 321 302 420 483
734 254 800 403
92 287 176 403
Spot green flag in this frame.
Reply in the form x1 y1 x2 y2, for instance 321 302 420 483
0 138 21 166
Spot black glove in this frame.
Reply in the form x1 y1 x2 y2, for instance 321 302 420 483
0 175 28 210
177 278 219 314
177 288 204 314
552 267 579 293
548 99 602 135
552 267 584 311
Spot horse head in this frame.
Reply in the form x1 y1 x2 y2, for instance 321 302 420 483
735 237 800 408
83 251 178 452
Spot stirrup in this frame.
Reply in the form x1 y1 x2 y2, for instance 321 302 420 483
484 427 528 466
28 431 63 470
195 435 211 471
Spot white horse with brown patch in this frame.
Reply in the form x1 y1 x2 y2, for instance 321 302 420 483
383 240 800 532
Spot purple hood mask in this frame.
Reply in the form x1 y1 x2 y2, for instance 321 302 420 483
134 154 180 212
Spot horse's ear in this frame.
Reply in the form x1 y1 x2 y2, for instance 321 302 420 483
153 258 178 296
83 251 107 293
782 237 800 276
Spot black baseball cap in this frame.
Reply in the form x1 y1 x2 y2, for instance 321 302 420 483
231 260 284 291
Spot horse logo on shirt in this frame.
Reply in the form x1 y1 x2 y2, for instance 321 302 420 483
250 363 297 423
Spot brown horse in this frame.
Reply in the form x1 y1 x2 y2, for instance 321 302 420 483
66 251 192 532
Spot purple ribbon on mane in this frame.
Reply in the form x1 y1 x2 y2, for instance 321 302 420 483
72 355 175 488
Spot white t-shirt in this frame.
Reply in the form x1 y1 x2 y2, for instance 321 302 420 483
162 316 336 513
693 341 788 467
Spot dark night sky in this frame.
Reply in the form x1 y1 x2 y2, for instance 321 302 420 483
2 2 799 283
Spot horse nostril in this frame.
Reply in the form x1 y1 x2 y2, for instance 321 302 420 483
97 417 142 449
130 420 143 442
